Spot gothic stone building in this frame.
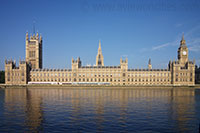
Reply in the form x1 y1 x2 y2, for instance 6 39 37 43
5 32 195 86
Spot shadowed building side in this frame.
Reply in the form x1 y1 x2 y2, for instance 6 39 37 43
195 66 200 84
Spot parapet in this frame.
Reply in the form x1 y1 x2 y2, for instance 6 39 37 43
5 59 27 69
31 69 72 72
128 69 169 71
81 66 121 69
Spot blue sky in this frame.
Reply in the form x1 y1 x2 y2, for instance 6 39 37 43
0 0 200 70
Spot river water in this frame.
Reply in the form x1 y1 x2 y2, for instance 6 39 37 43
0 88 200 132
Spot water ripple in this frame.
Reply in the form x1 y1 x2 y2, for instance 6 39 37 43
0 88 199 132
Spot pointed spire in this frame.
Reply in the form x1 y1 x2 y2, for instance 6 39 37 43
96 40 104 66
26 32 29 40
36 32 39 40
148 58 152 69
148 58 151 65
33 33 35 38
180 32 186 45
98 40 101 50
182 33 184 40
14 59 16 65
40 34 42 41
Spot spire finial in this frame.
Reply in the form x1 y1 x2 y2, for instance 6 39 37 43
182 32 184 40
40 33 42 41
148 58 151 65
26 32 29 40
180 32 186 45
148 58 152 69
99 40 101 49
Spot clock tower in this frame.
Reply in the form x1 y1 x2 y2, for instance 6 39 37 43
178 34 188 64
170 34 195 86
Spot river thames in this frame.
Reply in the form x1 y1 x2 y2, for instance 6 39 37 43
0 88 199 132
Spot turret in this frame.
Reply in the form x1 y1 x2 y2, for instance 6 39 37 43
72 57 81 70
120 57 128 70
26 32 29 41
168 60 172 70
148 58 152 69
36 32 39 40
72 57 74 63
40 34 42 42
4 59 29 85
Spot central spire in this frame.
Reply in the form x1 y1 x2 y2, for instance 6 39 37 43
96 40 104 66
98 40 102 53
99 40 101 49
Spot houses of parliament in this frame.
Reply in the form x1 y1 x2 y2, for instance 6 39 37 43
5 31 198 86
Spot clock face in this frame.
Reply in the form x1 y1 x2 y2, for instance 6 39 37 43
183 51 187 55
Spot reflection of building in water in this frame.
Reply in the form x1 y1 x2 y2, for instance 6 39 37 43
4 89 27 112
4 88 197 132
4 31 195 86
169 89 196 132
25 89 43 131
4 89 43 132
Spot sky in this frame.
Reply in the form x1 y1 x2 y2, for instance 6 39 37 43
0 0 200 70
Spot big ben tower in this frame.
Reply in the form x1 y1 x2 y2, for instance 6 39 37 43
96 40 104 66
178 34 188 64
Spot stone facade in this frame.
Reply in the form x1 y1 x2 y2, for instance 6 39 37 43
5 60 30 85
5 32 196 86
26 32 42 69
